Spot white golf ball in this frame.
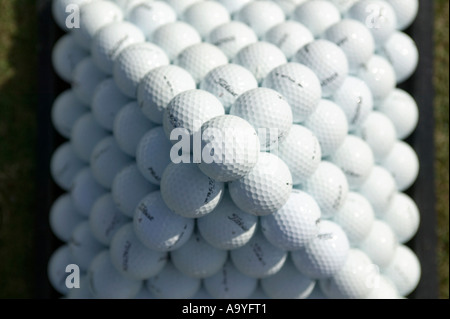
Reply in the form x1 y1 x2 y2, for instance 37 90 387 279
230 228 287 278
302 161 349 219
110 223 168 280
196 191 258 250
248 284 270 299
137 65 196 124
52 0 97 31
200 64 258 113
331 76 374 132
71 167 107 217
69 221 106 271
207 21 258 60
91 21 145 75
333 192 375 246
263 21 314 61
303 99 348 157
365 274 400 299
182 1 230 39
51 142 86 191
51 89 88 139
198 115 260 182
262 63 322 123
89 193 130 245
382 192 420 244
228 152 293 216
113 42 169 98
112 163 159 218
47 245 76 295
358 165 397 217
49 194 85 243
293 40 349 97
203 259 258 299
260 189 321 251
171 229 228 278
66 275 95 299
326 0 359 14
133 191 195 251
377 88 419 140
165 0 202 17
146 261 201 299
52 34 89 83
291 220 350 279
292 0 341 38
229 87 293 151
218 0 251 15
306 284 328 299
385 0 419 30
160 162 225 218
113 101 157 157
232 41 287 84
235 1 285 38
72 57 109 105
277 124 322 186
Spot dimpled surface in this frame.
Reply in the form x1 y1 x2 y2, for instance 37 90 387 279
323 19 375 73
47 245 76 295
207 21 258 60
71 113 109 163
162 89 225 141
136 127 172 185
203 259 258 299
332 76 374 132
293 40 348 97
333 192 375 246
302 161 349 219
365 274 400 299
385 0 419 30
133 191 195 251
69 221 106 271
200 64 258 113
228 152 293 216
377 89 419 140
293 0 341 37
126 1 176 38
320 249 375 299
236 1 285 38
90 136 133 189
182 1 230 39
354 111 396 162
260 189 321 251
72 57 109 105
382 245 421 296
160 162 225 218
198 115 260 182
263 21 314 61
113 101 156 157
71 167 107 216
197 192 258 250
91 21 145 74
359 220 397 268
233 41 287 84
110 223 168 280
50 194 85 243
113 42 169 98
303 99 348 157
138 65 197 124
151 22 201 62
356 55 396 103
52 0 96 31
378 31 419 84
380 141 419 191
52 89 88 139
382 192 420 244
174 43 228 84
88 250 142 299
263 63 321 123
51 142 86 191
229 88 293 150
291 220 350 279
112 164 159 217
92 78 131 131
329 135 375 189
171 229 228 278
261 258 316 299
231 228 287 278
146 261 200 299
278 125 321 186
89 193 130 245
72 1 124 50
52 34 89 83
347 0 397 46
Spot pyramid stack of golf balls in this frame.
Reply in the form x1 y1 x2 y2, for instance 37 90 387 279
49 0 422 299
